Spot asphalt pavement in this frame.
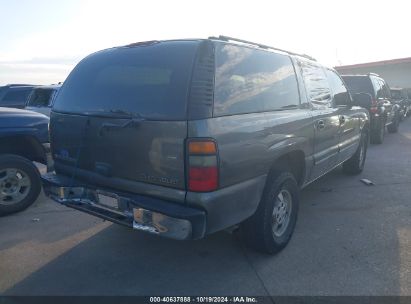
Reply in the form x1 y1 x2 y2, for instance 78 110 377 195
1 119 410 296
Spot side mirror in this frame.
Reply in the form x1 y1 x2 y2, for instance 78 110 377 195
352 93 373 109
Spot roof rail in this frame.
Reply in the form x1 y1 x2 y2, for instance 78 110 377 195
368 72 380 77
209 35 316 61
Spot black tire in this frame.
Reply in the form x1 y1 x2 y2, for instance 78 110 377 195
370 121 384 144
387 114 399 133
399 111 405 122
343 130 368 175
0 154 41 216
241 171 299 254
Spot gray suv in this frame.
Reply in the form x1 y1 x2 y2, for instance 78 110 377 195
42 36 370 254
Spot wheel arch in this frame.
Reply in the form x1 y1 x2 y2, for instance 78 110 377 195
266 150 306 188
0 135 47 164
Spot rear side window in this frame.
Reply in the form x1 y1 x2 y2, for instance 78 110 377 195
342 76 375 98
54 41 199 120
27 89 54 107
325 69 351 106
373 77 387 99
298 60 331 107
381 80 391 98
214 43 300 116
0 88 32 106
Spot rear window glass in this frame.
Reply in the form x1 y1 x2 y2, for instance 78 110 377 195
53 41 199 120
28 88 54 107
0 88 32 106
341 76 375 98
214 43 299 116
390 90 402 99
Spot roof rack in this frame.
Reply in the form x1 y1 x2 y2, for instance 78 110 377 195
209 35 316 61
6 84 34 87
367 72 380 77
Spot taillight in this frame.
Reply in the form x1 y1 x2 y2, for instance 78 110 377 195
187 139 219 192
370 99 378 114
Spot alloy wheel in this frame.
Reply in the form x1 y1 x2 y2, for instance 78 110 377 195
272 189 293 237
0 168 31 205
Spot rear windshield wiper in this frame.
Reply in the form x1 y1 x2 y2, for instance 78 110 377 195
82 109 144 119
98 109 145 135
108 109 145 119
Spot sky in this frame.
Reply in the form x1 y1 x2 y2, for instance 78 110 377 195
0 0 410 85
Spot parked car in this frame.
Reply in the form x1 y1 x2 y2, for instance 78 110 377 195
41 36 370 254
25 84 61 117
0 107 51 215
0 84 36 109
342 74 400 144
390 88 410 120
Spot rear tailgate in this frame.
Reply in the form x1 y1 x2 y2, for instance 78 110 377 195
50 41 200 197
51 112 187 190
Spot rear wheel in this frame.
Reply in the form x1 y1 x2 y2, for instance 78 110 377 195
370 120 384 144
241 171 299 254
343 130 368 174
399 111 405 121
0 155 41 216
387 114 400 133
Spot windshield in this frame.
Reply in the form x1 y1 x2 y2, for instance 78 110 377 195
390 90 402 99
27 88 54 107
0 87 33 106
342 76 375 98
53 41 199 120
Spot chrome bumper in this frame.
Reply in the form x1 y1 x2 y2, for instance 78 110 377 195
42 173 206 240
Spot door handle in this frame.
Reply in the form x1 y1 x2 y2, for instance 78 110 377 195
317 120 325 129
339 115 346 125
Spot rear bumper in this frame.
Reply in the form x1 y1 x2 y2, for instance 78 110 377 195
41 173 206 240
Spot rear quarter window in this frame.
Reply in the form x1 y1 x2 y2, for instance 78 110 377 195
214 43 300 116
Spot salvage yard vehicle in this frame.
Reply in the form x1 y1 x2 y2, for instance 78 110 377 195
0 84 36 109
0 108 50 215
390 87 410 120
342 74 400 144
25 84 61 117
42 36 370 254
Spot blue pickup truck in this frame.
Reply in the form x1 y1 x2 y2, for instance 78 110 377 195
0 107 50 215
